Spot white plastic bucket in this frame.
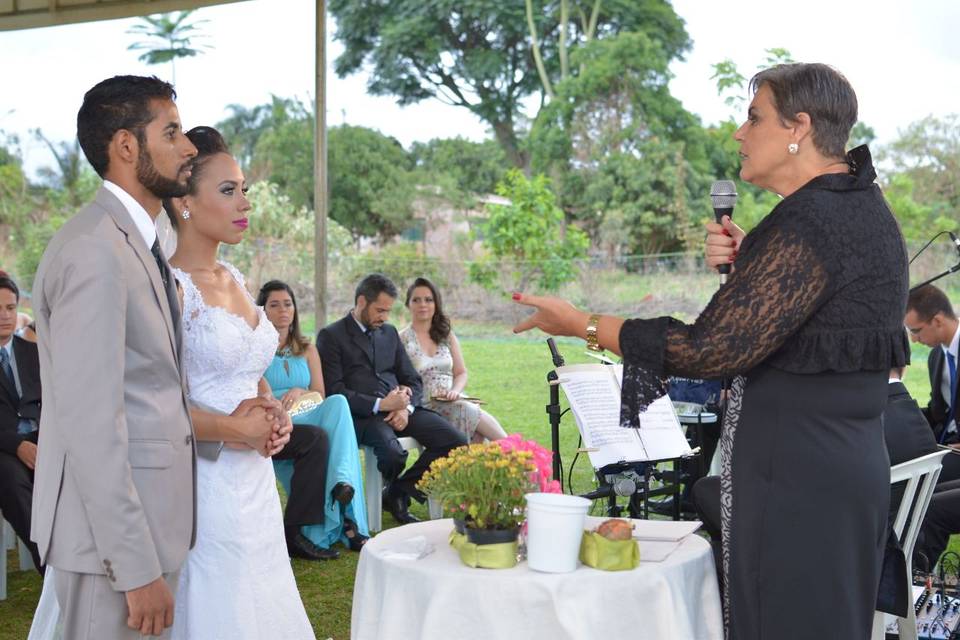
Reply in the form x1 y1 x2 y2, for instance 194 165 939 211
524 493 591 573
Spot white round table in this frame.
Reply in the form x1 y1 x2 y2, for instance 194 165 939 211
351 518 723 640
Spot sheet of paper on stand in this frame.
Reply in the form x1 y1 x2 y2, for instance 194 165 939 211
379 535 435 560
556 364 691 468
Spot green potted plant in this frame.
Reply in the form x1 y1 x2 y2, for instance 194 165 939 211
419 442 537 547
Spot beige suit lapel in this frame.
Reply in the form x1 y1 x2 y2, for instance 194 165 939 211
95 188 179 363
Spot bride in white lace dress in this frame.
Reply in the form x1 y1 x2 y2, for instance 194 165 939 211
162 126 315 639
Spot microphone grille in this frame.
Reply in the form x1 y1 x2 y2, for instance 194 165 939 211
710 180 738 209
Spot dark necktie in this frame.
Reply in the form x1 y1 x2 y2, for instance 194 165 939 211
150 237 169 288
0 348 15 394
947 351 958 434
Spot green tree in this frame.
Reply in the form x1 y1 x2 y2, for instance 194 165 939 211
218 96 306 172
126 10 212 83
710 47 795 117
220 181 321 293
410 137 508 198
328 0 689 168
882 114 960 215
470 169 589 292
528 31 710 253
848 121 876 149
31 131 98 207
251 112 315 211
883 173 957 242
327 125 416 242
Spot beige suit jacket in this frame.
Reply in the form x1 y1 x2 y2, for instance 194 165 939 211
31 187 196 592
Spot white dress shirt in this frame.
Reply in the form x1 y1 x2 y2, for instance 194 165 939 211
102 180 159 250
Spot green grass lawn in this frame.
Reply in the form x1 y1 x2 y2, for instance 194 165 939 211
0 332 948 639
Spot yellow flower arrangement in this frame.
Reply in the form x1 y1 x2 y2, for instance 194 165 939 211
417 442 538 530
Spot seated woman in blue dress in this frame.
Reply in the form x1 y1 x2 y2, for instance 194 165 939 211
258 280 369 551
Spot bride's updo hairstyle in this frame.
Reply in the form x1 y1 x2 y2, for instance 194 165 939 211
161 126 230 230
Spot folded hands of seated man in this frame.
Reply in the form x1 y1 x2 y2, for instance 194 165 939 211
382 386 412 432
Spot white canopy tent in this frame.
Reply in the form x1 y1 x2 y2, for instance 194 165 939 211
0 0 330 323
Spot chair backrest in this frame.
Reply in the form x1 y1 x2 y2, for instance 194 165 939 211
890 449 949 558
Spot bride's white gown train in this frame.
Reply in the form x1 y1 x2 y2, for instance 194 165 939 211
27 262 315 640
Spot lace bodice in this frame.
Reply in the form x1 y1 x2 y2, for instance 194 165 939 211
171 262 278 415
399 326 454 396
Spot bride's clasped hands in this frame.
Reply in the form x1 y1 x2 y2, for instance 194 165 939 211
225 395 292 456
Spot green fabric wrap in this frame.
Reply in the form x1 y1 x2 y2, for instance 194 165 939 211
456 539 519 569
579 530 640 570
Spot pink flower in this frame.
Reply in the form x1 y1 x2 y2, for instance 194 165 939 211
498 434 561 494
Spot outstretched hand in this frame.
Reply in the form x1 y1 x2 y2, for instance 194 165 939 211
511 293 589 338
704 215 745 271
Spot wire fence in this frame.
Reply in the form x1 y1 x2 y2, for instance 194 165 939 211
222 238 960 329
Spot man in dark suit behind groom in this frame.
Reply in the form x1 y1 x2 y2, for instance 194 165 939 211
316 274 467 524
0 274 42 573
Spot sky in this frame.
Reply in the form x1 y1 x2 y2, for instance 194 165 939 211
1 0 958 178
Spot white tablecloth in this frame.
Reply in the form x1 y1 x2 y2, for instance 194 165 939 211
351 519 723 640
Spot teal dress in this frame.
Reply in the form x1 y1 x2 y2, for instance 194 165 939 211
266 351 369 548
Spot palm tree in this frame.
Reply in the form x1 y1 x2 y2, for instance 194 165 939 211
126 11 212 84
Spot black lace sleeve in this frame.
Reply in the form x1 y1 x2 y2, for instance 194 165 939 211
618 218 830 428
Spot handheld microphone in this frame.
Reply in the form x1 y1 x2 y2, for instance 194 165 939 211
711 180 738 284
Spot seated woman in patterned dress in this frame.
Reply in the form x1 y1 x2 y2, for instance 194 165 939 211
400 277 506 443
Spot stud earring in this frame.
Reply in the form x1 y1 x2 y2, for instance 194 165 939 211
181 209 191 220
787 143 799 155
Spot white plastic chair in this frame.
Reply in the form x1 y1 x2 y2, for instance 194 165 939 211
872 449 949 640
362 437 441 533
1 517 34 600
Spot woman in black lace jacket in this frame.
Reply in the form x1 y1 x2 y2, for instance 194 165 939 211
514 63 908 640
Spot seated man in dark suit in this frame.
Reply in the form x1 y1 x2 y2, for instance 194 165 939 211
905 285 960 484
0 274 42 572
316 274 468 523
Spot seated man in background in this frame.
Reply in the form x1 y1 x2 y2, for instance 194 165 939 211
905 285 960 485
0 274 42 572
316 273 467 524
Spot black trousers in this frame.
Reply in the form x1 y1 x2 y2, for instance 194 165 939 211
937 450 960 486
916 478 960 571
0 429 42 573
354 407 467 499
272 425 330 529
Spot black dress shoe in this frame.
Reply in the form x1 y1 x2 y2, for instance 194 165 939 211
331 481 355 507
382 485 420 525
286 532 340 561
343 517 369 552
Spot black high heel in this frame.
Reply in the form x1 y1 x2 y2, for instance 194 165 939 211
343 517 369 552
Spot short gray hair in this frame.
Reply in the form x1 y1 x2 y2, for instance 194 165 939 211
750 63 857 159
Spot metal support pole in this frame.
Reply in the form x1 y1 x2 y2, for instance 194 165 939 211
313 0 328 328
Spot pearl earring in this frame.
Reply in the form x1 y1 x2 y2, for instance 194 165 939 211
788 143 799 155
181 209 191 220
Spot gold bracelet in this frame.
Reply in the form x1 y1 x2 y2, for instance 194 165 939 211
585 313 603 352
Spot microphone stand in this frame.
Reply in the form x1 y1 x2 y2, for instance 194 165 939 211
909 261 960 292
546 338 565 483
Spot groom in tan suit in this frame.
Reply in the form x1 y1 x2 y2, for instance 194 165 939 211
32 76 198 638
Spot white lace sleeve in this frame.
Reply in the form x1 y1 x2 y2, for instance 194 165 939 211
170 267 204 326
